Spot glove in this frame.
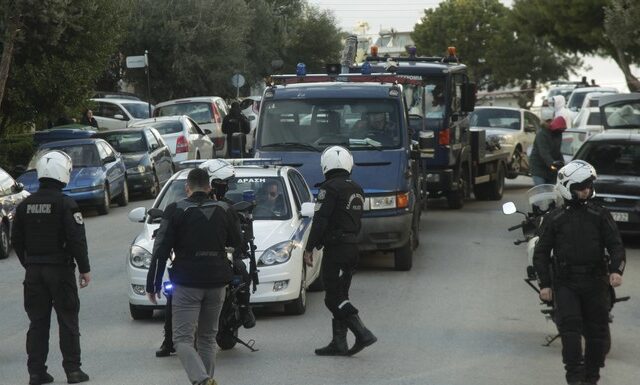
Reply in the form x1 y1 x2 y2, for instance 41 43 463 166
550 160 564 172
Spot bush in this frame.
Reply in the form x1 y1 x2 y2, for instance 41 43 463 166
0 134 35 177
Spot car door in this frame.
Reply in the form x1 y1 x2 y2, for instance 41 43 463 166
98 141 125 197
287 169 320 280
94 102 130 130
149 128 174 181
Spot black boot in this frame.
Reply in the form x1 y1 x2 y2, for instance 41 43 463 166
29 372 54 385
155 339 175 357
315 319 348 356
344 314 377 356
239 305 256 329
66 369 89 384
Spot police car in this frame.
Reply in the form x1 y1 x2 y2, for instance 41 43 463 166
125 161 323 319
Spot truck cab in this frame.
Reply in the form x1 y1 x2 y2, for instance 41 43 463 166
254 77 421 270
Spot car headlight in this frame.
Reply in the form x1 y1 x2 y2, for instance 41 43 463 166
127 165 148 174
259 240 297 266
130 245 152 269
492 134 513 145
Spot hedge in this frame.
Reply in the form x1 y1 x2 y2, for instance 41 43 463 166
0 134 36 178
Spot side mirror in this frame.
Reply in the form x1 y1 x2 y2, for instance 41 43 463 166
502 202 517 215
103 155 116 164
300 202 315 218
128 207 146 222
12 182 24 193
461 83 476 112
150 143 159 151
147 208 164 221
203 129 212 135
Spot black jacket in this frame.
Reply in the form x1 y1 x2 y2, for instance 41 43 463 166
533 201 626 288
146 191 242 292
529 127 563 181
11 181 90 273
221 112 250 136
305 170 364 252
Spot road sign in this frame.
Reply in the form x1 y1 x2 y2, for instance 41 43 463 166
126 55 147 69
231 73 245 88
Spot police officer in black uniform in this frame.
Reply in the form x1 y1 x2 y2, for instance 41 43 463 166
146 167 243 385
11 150 91 385
534 160 626 385
221 102 250 158
304 146 377 356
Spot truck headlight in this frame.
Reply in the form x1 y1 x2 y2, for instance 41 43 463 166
259 241 296 266
368 193 409 209
130 245 152 269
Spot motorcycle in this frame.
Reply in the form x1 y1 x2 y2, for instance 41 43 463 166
502 184 629 347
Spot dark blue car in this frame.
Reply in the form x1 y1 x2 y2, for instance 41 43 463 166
18 138 128 215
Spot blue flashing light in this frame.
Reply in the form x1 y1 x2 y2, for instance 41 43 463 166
296 62 307 76
242 190 256 203
361 61 372 75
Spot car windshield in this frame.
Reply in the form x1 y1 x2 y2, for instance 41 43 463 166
155 176 291 220
155 102 212 125
258 99 402 150
577 141 640 176
122 103 151 119
469 109 521 130
144 120 183 135
603 100 640 128
97 132 146 153
28 145 100 169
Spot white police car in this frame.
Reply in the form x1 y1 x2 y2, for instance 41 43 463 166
125 161 323 320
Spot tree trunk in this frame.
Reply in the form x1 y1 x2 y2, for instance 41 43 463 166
612 46 640 92
0 15 20 115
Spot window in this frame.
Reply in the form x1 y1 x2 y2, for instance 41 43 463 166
145 130 159 150
579 141 640 176
215 99 228 120
227 176 290 220
96 143 108 160
98 102 128 120
288 170 311 211
470 109 521 130
524 112 541 132
28 146 101 168
155 102 212 125
100 142 115 158
121 102 150 119
185 119 199 135
98 132 146 153
149 121 183 135
150 128 166 147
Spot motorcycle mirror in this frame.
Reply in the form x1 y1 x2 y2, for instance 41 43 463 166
502 202 517 215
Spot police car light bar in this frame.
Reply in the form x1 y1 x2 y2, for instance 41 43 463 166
226 158 283 167
271 73 423 86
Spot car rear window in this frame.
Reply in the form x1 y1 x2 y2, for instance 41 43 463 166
155 102 213 125
147 121 183 135
469 109 521 129
97 132 146 153
122 103 151 119
578 141 640 176
29 145 100 169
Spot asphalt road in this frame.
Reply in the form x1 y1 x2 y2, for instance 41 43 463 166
1 178 638 385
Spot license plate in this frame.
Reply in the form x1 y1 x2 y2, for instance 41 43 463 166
611 212 629 222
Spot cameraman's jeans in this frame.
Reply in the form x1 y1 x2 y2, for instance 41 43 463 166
172 284 225 384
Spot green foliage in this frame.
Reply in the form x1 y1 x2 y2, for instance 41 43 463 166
0 0 132 134
0 133 34 176
412 0 579 91
604 0 640 56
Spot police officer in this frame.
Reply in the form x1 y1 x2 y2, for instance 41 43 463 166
533 160 626 385
221 101 250 158
303 146 377 356
11 150 91 385
200 158 255 328
146 168 242 385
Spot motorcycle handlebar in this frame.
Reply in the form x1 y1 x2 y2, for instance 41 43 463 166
508 222 524 232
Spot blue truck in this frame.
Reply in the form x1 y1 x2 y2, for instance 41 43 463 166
254 73 421 270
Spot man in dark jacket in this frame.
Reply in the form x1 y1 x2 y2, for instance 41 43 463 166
533 160 625 385
12 150 91 385
221 102 250 158
146 168 243 385
529 115 566 185
304 146 377 357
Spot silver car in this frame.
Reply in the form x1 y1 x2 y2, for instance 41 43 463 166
129 116 214 164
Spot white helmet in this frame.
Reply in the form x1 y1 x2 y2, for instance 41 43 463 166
199 158 235 182
36 150 73 186
321 145 353 174
556 160 597 200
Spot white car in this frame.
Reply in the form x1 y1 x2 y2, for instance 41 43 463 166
239 96 262 155
126 162 323 320
566 87 618 117
154 97 229 157
129 116 214 164
572 107 603 135
91 98 153 129
470 106 540 178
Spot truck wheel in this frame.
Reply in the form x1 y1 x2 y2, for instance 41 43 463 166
394 238 413 271
446 177 466 209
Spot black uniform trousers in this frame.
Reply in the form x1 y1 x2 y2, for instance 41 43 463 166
555 275 610 383
163 294 173 344
322 244 359 320
23 264 81 375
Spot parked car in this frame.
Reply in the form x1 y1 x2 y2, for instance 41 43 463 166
93 127 174 198
0 166 30 259
91 91 141 101
32 125 98 148
469 106 540 178
566 87 618 115
572 107 604 134
573 93 640 234
126 163 322 319
153 97 228 156
90 98 153 130
561 128 590 163
129 116 214 164
240 96 262 155
17 138 128 215
579 91 611 110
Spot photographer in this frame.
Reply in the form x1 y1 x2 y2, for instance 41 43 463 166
146 168 243 385
200 159 256 328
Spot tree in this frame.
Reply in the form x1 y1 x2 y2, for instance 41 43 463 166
604 0 640 90
0 0 132 135
412 0 579 96
512 0 640 91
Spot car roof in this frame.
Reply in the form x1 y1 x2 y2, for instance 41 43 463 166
93 128 147 134
598 92 640 106
91 98 149 104
571 87 617 95
588 130 640 142
155 96 223 107
40 138 103 148
271 82 399 99
473 106 523 112
130 116 187 125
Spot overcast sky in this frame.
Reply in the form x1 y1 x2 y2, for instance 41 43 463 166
308 0 633 91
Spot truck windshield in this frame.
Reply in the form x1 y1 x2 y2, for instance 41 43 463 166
258 99 402 150
403 78 446 119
